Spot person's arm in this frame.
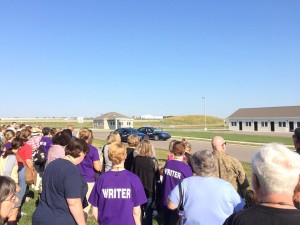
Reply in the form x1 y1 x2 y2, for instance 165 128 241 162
92 206 98 221
26 159 34 170
167 199 178 210
133 206 142 225
66 198 86 225
93 160 101 172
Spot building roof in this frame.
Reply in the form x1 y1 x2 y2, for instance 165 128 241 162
94 112 133 120
228 106 300 119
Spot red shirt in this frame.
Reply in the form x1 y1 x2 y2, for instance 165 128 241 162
17 143 32 166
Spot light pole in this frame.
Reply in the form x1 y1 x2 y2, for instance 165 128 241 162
202 97 207 131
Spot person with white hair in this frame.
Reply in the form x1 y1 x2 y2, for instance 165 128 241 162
168 150 244 225
223 143 300 225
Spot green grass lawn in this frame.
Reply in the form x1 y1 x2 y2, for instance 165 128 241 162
18 139 252 225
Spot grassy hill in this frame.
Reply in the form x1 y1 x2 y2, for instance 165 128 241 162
134 115 225 128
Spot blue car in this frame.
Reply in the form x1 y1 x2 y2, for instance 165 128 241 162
137 126 171 141
113 128 146 142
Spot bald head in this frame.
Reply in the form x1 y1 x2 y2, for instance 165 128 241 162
211 136 226 152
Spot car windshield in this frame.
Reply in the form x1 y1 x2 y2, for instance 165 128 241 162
152 128 161 132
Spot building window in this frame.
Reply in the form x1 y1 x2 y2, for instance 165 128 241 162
297 122 300 128
246 122 252 127
261 122 268 127
127 122 131 126
279 122 286 127
231 122 237 126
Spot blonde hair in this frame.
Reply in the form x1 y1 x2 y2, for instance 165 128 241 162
108 142 126 165
77 128 93 144
137 140 154 157
107 132 121 144
127 134 140 147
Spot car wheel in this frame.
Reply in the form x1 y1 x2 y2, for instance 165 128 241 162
154 135 159 141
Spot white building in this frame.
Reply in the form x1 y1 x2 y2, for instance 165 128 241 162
140 114 163 120
93 112 134 130
227 106 300 133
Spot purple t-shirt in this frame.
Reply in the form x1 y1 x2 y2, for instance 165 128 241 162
39 136 52 157
89 170 147 225
77 144 100 182
161 160 193 206
4 142 12 151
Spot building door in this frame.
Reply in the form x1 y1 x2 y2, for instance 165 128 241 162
270 122 275 132
239 121 243 131
254 122 258 131
289 122 294 132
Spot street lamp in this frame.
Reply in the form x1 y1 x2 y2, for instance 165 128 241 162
202 97 207 131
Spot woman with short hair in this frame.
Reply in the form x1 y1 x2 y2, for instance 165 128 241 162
32 138 90 225
168 150 244 225
89 142 147 225
162 141 193 225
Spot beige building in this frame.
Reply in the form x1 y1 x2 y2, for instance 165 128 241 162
227 106 300 132
93 112 134 130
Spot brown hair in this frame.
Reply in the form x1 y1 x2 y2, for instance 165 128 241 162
65 138 90 158
77 128 93 144
0 176 16 223
173 141 185 156
138 140 154 157
17 128 31 141
108 142 126 165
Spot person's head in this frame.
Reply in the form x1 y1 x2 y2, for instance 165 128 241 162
0 176 17 222
173 141 186 157
251 143 300 198
107 132 121 144
211 136 226 153
244 189 257 208
64 138 90 164
4 130 15 142
293 127 300 149
52 130 72 146
17 128 31 141
42 127 51 136
138 140 154 157
192 150 217 177
127 134 140 147
50 128 57 137
182 139 192 154
3 138 24 158
67 124 74 132
168 139 177 153
108 142 127 165
77 128 93 144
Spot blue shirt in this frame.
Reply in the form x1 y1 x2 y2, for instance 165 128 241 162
168 176 245 225
32 159 87 225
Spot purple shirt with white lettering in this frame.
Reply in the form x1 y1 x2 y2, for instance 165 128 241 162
77 144 100 182
89 170 147 225
161 160 193 206
39 136 52 157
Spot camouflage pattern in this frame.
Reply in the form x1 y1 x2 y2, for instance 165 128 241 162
213 151 248 192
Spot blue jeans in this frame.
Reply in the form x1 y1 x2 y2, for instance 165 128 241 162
18 166 27 203
142 197 153 225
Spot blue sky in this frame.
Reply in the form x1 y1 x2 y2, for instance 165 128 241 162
0 0 299 119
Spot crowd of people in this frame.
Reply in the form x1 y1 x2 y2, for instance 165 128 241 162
0 122 300 225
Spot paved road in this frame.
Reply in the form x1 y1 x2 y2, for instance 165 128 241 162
92 131 259 163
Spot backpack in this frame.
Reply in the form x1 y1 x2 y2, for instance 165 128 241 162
33 145 46 166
